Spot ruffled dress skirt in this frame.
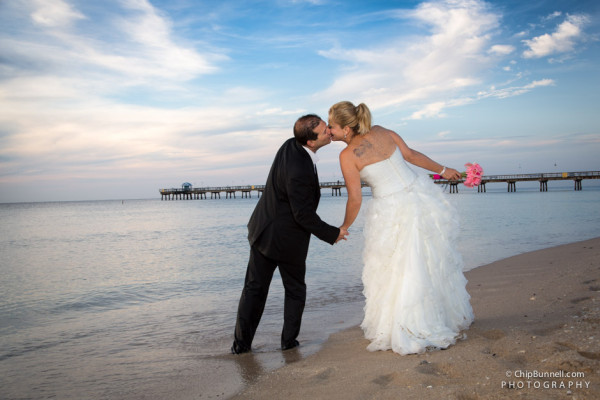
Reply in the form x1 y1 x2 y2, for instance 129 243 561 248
359 153 474 355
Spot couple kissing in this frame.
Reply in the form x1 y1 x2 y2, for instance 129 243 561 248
231 101 473 356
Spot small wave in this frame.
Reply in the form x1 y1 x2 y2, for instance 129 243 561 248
0 330 96 361
46 281 203 315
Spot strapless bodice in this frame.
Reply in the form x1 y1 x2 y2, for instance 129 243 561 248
359 148 417 197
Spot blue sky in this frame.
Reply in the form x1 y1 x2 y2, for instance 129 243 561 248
1 0 599 202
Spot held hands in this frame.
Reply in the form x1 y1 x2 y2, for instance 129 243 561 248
441 167 462 181
335 226 349 243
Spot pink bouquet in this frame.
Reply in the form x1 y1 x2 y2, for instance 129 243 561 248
463 163 483 187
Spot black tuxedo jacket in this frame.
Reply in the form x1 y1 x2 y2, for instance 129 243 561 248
248 138 340 264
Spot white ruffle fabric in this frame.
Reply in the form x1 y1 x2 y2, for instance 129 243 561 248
359 149 474 355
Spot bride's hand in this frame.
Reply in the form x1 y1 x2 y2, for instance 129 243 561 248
336 226 350 243
442 167 462 181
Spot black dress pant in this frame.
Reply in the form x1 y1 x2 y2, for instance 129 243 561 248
233 245 306 351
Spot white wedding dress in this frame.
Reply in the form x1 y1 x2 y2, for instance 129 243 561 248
359 148 474 355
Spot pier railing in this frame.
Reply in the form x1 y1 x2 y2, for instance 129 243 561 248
159 171 600 199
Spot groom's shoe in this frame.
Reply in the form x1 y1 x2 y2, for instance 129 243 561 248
281 340 300 351
231 341 251 355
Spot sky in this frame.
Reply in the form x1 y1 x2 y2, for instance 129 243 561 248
1 0 599 202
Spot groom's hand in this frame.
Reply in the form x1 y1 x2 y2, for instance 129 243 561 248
335 227 349 243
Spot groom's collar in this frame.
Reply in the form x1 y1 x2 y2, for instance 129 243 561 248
302 145 319 165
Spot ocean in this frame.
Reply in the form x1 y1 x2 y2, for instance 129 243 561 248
1 181 600 399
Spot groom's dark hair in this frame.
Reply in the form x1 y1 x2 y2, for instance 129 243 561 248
293 114 322 145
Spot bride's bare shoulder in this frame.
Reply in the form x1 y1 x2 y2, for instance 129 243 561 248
370 125 400 145
371 124 393 133
340 145 356 161
371 125 395 138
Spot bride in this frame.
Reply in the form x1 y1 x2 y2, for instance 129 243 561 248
328 101 474 355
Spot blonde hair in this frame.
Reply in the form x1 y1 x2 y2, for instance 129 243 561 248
329 101 372 137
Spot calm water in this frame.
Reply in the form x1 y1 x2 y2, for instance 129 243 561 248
1 181 600 399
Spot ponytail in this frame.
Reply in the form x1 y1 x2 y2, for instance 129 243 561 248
355 103 371 136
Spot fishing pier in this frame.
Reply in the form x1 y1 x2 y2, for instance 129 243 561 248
159 171 600 200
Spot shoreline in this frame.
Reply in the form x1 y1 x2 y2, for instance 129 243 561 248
229 238 600 399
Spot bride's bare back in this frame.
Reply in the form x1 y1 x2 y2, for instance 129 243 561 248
343 126 403 172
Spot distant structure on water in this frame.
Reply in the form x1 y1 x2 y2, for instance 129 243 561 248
159 171 600 200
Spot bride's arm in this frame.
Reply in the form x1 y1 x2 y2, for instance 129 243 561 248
340 149 362 230
386 127 462 180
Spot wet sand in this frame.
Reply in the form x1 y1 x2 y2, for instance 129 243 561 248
230 238 600 399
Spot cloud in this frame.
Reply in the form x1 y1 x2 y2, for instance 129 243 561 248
405 78 555 120
408 101 447 120
30 0 85 27
522 14 588 59
0 1 274 188
317 0 500 109
291 0 326 5
110 0 222 79
317 0 569 123
543 11 562 22
0 93 286 183
481 78 555 99
256 107 306 116
0 0 246 182
2 0 225 87
488 44 515 55
1 0 597 202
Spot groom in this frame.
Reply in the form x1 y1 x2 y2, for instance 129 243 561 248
231 114 348 354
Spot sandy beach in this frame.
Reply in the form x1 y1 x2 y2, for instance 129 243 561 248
229 238 600 399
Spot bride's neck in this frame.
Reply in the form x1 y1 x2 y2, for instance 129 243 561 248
344 133 358 145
